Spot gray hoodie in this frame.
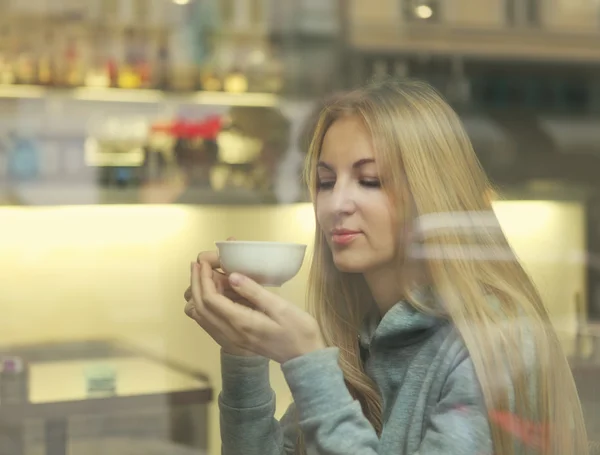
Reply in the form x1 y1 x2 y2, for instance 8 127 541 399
219 301 493 455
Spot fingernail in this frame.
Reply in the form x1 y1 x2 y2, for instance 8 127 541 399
229 273 243 286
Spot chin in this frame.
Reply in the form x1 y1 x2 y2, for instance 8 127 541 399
331 250 371 273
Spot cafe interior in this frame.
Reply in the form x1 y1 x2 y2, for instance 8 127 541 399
1 1 600 454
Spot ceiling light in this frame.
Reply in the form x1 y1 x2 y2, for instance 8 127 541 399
173 0 190 5
415 5 433 19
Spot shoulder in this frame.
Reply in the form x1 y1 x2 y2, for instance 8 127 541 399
435 309 540 411
428 321 472 375
433 328 484 402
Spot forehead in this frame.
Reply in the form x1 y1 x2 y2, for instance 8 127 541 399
320 116 376 165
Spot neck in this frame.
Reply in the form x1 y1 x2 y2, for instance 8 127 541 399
364 260 428 315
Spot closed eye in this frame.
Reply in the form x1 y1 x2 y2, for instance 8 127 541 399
316 179 381 190
361 179 381 188
316 180 335 190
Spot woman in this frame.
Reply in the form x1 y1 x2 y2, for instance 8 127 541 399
184 78 588 455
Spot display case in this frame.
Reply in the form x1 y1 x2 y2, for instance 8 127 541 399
0 87 315 206
0 0 329 206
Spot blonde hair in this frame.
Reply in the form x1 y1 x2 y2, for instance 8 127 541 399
300 78 588 455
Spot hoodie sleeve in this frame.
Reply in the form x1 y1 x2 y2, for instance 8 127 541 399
219 351 298 455
415 355 493 455
281 347 382 455
282 347 494 455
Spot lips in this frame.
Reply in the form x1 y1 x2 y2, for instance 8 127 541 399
331 228 361 245
331 228 359 234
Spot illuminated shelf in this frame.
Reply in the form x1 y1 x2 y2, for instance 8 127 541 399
0 85 280 107
0 183 274 206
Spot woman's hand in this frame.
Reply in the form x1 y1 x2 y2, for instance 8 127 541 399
184 250 255 357
189 260 326 364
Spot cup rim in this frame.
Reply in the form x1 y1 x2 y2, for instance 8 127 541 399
215 240 307 249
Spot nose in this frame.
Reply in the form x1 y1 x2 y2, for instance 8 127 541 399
330 181 356 216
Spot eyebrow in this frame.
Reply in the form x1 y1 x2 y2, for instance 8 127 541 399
317 158 376 171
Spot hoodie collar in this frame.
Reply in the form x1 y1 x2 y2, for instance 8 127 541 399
358 288 443 351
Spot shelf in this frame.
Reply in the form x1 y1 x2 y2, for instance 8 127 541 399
0 183 277 206
0 85 280 107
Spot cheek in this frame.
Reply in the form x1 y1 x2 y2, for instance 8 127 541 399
366 195 396 228
368 201 400 249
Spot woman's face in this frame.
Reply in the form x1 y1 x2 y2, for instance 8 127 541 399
315 116 401 274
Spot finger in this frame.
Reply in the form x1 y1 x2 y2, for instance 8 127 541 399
199 261 274 332
186 278 223 303
214 270 229 294
228 273 285 319
194 251 230 290
186 274 234 302
184 299 195 318
221 291 257 309
195 236 235 270
190 262 207 312
190 264 243 337
198 260 230 307
185 299 228 343
196 250 220 269
191 264 244 320
185 301 208 325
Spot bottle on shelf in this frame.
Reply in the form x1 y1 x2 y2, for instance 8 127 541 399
63 36 85 87
0 53 15 85
223 67 248 94
154 34 170 91
168 2 199 92
37 56 54 86
264 55 284 94
98 0 120 88
0 20 16 85
37 29 57 86
84 27 111 88
118 29 143 89
132 0 153 89
198 60 223 92
15 46 36 85
135 31 152 89
245 48 268 93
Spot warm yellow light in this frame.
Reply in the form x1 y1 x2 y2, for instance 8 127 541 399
173 0 190 5
223 73 248 94
217 131 262 164
415 5 433 19
493 201 557 238
293 203 316 237
0 205 192 250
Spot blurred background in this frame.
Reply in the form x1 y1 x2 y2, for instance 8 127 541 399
0 0 600 454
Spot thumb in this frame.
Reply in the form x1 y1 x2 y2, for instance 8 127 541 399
227 236 237 241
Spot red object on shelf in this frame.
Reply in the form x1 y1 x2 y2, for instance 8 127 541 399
151 116 223 140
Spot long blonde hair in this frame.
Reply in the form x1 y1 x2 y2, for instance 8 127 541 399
300 78 588 455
